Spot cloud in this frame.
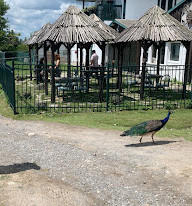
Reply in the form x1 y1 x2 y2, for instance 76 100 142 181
4 0 93 39
8 0 62 10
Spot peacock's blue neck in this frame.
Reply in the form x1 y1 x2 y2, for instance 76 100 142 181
161 113 170 125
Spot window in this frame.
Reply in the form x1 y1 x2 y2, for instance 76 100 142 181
161 0 166 10
170 43 180 61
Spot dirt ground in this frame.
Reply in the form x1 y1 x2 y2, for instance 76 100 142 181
0 114 192 206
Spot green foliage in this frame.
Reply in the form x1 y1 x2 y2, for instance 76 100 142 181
16 43 28 52
0 30 21 52
165 102 177 110
0 0 9 50
0 0 22 52
185 100 192 109
0 0 9 16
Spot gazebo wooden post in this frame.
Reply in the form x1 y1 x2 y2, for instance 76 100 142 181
111 43 117 77
182 41 190 99
135 42 141 74
79 44 84 87
76 44 79 69
79 43 83 75
67 45 71 79
112 44 116 66
189 41 192 83
156 41 163 76
50 42 56 103
116 43 124 93
35 43 39 84
84 43 91 91
140 41 152 100
98 42 106 102
29 45 32 81
65 43 74 79
43 41 48 95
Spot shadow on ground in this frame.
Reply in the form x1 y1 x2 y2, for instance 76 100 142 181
0 162 41 174
125 140 178 147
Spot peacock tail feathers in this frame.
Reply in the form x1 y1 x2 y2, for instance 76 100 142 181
120 120 164 136
121 121 148 136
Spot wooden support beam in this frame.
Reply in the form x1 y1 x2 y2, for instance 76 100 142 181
116 43 126 92
50 42 55 103
79 43 83 85
156 41 164 75
35 43 39 84
140 41 153 100
182 41 190 99
44 41 48 95
29 45 32 81
64 43 75 78
84 43 92 92
99 42 106 102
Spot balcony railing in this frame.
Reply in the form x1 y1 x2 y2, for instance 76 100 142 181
96 4 122 21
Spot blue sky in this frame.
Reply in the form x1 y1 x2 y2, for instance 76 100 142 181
4 0 94 40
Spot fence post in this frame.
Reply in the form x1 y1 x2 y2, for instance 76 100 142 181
106 63 110 111
12 61 16 114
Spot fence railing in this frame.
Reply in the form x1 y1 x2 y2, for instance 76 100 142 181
1 61 192 114
0 62 16 113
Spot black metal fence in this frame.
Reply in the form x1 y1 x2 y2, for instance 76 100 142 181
1 61 192 114
0 62 16 113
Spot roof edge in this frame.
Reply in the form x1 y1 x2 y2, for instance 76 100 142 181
168 0 187 14
109 19 127 29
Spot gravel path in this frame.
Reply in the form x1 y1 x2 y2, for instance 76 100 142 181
0 114 192 206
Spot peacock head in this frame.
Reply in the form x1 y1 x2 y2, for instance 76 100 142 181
168 110 174 115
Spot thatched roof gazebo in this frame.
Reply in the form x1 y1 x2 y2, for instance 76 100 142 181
37 5 117 102
115 5 192 99
24 23 52 84
38 5 116 71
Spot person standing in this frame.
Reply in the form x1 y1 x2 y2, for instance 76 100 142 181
90 50 98 67
49 54 61 77
90 50 99 81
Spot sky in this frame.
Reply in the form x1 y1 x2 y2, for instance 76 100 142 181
4 0 94 40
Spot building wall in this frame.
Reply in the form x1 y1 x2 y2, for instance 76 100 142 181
125 0 157 19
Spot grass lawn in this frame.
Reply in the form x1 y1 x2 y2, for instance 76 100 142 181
0 86 192 141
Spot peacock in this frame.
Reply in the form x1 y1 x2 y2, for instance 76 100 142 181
120 111 173 143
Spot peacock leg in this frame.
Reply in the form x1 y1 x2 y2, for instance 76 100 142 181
139 136 143 143
151 134 155 143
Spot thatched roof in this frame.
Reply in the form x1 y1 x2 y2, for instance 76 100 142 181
25 23 52 45
116 6 192 43
89 13 119 38
39 5 115 44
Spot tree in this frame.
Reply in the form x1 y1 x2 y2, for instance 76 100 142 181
0 0 22 52
0 0 9 50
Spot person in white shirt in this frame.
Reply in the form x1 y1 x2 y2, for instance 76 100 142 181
90 50 98 67
90 50 99 82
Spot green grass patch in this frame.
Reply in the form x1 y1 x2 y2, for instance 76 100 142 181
0 85 192 141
